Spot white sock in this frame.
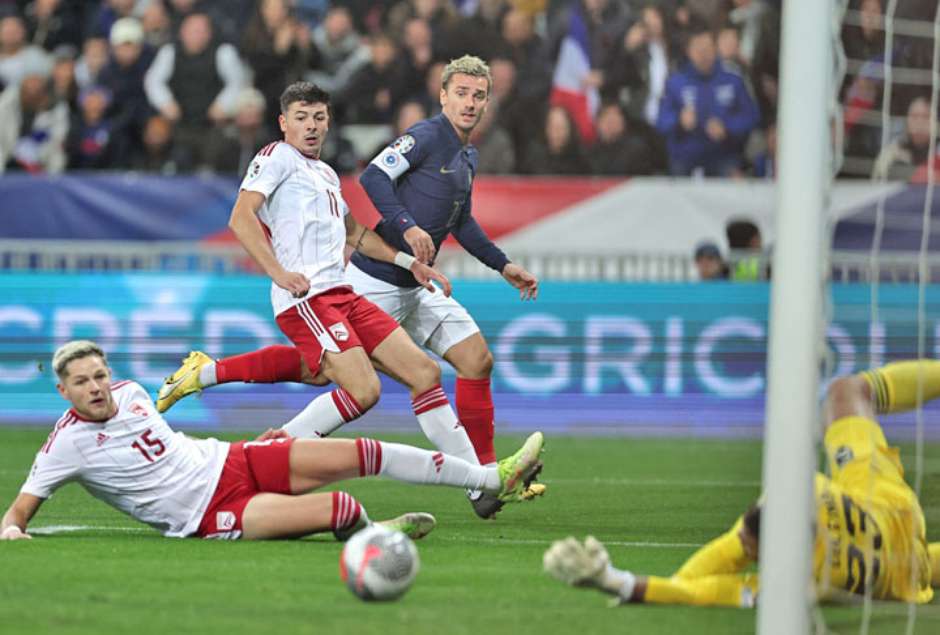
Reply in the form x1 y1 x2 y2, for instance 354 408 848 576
411 386 479 464
198 362 217 387
358 438 500 492
282 390 348 438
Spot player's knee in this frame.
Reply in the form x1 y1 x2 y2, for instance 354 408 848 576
348 375 381 411
474 349 494 377
410 355 441 392
827 374 871 406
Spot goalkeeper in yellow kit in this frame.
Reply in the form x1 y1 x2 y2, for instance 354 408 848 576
544 360 940 606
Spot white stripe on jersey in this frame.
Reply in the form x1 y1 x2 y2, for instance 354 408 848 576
240 142 350 316
21 381 229 538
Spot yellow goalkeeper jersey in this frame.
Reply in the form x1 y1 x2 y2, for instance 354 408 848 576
814 416 933 603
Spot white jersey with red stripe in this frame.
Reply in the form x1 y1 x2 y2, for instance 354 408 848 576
240 140 351 316
20 381 229 538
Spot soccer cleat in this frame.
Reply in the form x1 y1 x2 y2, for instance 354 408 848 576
496 431 545 503
156 351 212 413
469 492 504 519
470 482 548 519
522 483 547 500
376 512 436 541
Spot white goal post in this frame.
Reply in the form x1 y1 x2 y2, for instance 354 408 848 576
756 0 833 633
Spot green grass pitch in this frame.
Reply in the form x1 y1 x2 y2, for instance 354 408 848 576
1 427 939 635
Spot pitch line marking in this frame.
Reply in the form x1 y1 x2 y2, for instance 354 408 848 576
548 477 761 488
29 524 151 535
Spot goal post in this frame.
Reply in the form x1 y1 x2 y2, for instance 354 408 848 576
756 0 833 633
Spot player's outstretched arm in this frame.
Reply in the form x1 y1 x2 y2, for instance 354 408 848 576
1 493 44 541
544 536 639 602
346 215 451 296
229 190 310 298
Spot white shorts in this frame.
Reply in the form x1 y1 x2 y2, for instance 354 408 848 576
344 262 481 357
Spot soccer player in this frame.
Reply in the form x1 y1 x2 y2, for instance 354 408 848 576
155 81 545 515
543 360 940 606
347 54 540 518
0 341 545 542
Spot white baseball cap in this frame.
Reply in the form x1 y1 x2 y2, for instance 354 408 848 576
110 17 144 46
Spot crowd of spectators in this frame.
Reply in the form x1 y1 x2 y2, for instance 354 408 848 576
0 0 934 178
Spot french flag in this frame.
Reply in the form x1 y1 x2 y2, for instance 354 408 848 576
550 2 598 144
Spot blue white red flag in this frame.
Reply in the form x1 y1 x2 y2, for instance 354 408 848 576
550 2 598 144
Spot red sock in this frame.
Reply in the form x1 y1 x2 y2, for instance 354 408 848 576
456 377 496 464
355 438 384 476
216 345 302 384
331 491 362 533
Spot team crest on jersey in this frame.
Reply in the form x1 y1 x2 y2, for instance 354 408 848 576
129 402 149 418
329 322 349 342
834 445 854 467
315 164 339 186
217 511 236 531
391 134 415 154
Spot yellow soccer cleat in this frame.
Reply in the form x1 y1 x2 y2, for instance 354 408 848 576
496 432 545 503
377 512 437 541
156 351 212 413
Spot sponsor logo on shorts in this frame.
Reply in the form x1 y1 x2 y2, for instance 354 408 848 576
329 322 349 342
834 445 854 467
217 511 236 531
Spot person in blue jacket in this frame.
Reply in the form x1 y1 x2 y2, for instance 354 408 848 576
657 24 760 177
351 54 540 519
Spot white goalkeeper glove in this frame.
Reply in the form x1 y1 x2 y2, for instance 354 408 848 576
544 536 636 603
543 535 610 587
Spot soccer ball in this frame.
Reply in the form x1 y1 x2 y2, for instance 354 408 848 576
339 524 420 601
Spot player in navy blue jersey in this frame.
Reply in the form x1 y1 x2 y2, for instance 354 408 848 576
346 55 539 518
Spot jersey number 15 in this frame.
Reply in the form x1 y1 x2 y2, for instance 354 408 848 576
131 428 166 463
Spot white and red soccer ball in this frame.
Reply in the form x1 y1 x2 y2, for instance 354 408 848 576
340 525 419 601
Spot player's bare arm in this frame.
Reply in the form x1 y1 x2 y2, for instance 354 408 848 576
228 190 310 298
345 215 452 297
0 492 43 541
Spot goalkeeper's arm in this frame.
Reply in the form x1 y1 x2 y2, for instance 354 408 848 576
543 536 640 603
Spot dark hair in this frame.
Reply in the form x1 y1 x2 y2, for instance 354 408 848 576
726 220 761 249
743 503 761 540
279 81 331 114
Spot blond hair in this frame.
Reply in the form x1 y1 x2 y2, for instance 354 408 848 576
53 340 107 379
441 55 492 93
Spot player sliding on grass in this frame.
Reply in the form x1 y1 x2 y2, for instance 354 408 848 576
155 80 543 517
544 359 940 606
0 341 545 542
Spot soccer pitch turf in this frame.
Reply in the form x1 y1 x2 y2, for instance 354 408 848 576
2 428 939 635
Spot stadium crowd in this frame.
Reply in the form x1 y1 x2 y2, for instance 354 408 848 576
0 0 935 178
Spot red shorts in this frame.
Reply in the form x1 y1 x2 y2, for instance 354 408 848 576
196 438 295 539
275 286 399 376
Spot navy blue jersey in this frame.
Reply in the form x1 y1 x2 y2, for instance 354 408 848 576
354 113 509 287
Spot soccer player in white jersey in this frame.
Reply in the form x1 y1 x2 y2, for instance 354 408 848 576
0 341 544 541
155 81 544 516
